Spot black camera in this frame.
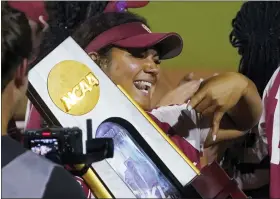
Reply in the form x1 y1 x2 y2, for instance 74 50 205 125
24 120 114 165
24 127 82 158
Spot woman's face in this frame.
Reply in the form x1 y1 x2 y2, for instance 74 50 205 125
102 47 161 110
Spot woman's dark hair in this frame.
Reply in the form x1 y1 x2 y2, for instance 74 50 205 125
230 1 280 97
39 1 109 55
72 11 149 53
1 2 32 92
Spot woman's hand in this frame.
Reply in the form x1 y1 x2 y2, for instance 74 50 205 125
157 73 201 106
188 72 261 140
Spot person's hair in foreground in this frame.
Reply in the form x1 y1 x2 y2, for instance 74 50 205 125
230 1 280 97
1 1 32 136
1 3 87 199
1 1 32 92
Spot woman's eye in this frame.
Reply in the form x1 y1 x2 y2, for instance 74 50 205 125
132 52 145 59
127 49 145 58
155 60 161 65
154 56 161 64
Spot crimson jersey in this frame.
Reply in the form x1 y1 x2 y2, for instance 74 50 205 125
259 67 280 199
147 104 210 169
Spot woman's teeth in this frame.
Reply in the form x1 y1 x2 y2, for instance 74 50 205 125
134 80 152 94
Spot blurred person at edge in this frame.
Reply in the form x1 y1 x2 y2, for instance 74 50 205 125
1 3 87 199
190 2 280 199
7 0 49 141
221 2 280 198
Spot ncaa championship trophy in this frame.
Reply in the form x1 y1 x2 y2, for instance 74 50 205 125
27 37 248 199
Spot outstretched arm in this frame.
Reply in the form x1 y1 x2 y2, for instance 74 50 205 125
189 72 262 146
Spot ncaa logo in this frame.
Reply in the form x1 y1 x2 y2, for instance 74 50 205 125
47 60 100 116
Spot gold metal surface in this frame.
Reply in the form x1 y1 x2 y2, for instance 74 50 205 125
47 60 100 116
74 164 112 198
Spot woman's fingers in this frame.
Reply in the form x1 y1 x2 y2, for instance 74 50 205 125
201 105 217 116
194 97 212 113
211 111 224 141
188 87 207 111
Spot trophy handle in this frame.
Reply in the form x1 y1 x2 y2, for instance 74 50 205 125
74 164 113 198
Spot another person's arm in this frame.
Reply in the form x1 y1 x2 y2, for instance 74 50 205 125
157 78 201 107
188 72 262 146
157 72 218 107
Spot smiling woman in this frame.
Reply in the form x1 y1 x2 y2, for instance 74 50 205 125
94 47 161 110
73 12 183 110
